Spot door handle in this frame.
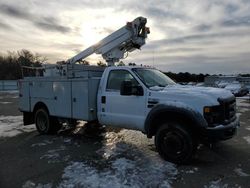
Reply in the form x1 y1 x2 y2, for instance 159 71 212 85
101 96 106 104
73 98 76 102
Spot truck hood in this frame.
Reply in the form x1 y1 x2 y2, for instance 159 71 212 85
149 85 234 113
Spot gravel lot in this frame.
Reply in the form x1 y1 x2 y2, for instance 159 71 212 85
0 91 249 188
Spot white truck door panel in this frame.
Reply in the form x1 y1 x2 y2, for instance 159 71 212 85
72 79 100 121
104 92 145 130
72 81 88 119
29 80 56 114
19 81 30 112
53 81 72 118
30 81 54 99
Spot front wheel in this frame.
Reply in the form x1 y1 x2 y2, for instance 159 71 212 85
155 122 197 164
35 108 61 134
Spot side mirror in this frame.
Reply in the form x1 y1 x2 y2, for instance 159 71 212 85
120 81 143 96
135 85 144 96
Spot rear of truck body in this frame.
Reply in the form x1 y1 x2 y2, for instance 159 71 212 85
19 66 104 125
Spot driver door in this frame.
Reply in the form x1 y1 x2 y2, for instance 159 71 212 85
100 69 146 131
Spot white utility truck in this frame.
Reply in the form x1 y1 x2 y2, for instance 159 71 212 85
19 17 239 164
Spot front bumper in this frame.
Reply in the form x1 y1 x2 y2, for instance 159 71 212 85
202 117 240 142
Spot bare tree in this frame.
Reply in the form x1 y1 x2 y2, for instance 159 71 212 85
0 49 47 79
97 61 107 67
117 61 125 66
79 60 90 65
128 62 136 66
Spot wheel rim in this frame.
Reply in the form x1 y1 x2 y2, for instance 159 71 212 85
161 131 186 158
37 111 48 131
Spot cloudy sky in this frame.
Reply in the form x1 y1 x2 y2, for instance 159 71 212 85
0 0 249 74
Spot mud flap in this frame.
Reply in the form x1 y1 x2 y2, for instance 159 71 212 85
23 112 34 125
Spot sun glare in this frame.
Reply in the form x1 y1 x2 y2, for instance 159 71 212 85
79 13 135 48
80 25 101 47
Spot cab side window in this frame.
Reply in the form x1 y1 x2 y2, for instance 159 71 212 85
106 70 139 91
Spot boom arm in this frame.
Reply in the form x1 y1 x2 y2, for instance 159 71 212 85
67 17 150 66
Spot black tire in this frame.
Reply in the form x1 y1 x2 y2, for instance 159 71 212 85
155 121 197 164
35 108 61 134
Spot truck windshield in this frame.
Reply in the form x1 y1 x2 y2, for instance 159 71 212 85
132 68 176 89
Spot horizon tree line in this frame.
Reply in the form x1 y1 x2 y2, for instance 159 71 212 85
1 49 248 81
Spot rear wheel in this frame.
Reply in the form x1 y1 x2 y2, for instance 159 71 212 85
155 121 197 164
35 108 61 134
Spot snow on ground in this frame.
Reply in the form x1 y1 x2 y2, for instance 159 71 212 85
31 140 54 147
238 108 248 113
181 167 199 174
58 129 178 188
0 90 19 98
236 98 250 114
40 145 70 164
240 121 246 125
237 94 250 100
236 98 250 108
22 180 52 188
0 101 12 104
243 136 250 144
0 90 18 94
245 126 250 131
234 168 249 177
0 116 35 137
204 179 228 188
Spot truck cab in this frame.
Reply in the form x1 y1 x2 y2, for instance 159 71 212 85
97 66 239 163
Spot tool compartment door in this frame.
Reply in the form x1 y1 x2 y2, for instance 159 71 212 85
53 81 71 118
19 81 30 112
72 80 89 120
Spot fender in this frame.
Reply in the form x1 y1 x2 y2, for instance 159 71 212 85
144 103 208 138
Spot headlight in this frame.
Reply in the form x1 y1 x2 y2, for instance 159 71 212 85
204 107 211 113
204 105 223 126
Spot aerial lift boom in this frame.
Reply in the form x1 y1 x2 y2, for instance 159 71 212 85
66 17 150 66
